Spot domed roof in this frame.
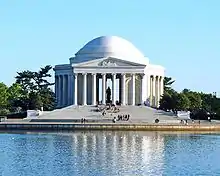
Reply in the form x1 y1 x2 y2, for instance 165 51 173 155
75 36 148 64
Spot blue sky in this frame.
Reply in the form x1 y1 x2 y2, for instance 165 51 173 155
0 0 219 94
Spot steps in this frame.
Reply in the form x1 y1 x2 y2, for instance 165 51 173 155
38 105 177 123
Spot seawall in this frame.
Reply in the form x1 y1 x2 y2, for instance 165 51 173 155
0 122 220 131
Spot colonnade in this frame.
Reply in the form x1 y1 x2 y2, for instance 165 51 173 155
149 75 164 108
55 74 73 107
55 73 164 108
72 73 133 106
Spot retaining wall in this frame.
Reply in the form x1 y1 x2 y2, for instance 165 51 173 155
0 123 220 131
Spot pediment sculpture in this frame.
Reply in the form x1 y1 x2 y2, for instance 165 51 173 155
99 59 117 67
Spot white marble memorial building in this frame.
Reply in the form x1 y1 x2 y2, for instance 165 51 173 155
54 36 165 108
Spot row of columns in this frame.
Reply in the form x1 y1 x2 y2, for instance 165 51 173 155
150 75 164 107
55 75 73 107
55 73 164 107
73 73 128 106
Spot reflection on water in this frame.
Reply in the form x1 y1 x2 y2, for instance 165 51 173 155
0 131 220 176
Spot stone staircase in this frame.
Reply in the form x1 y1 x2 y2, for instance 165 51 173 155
37 105 178 123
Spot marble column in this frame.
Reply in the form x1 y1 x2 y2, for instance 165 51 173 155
147 75 151 105
140 74 145 104
112 74 116 105
121 73 126 105
102 73 106 104
58 75 62 107
152 75 156 107
92 73 97 105
56 76 59 107
156 76 160 107
62 75 66 106
55 76 58 100
160 76 164 97
119 76 121 103
68 75 72 105
74 73 78 105
55 76 58 106
83 73 87 105
131 74 136 105
149 76 151 106
96 76 99 104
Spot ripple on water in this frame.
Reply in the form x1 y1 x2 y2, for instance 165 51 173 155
0 131 220 176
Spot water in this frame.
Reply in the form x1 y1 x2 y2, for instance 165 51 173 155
0 131 220 176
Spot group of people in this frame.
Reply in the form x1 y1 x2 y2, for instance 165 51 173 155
180 120 189 125
101 104 121 117
81 118 86 123
105 104 120 113
180 119 204 125
112 114 130 123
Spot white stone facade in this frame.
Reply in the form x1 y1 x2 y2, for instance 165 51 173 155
54 36 165 108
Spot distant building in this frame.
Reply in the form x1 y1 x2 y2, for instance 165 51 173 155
54 36 165 108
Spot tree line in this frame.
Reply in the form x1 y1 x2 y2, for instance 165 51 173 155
0 65 55 115
160 77 220 119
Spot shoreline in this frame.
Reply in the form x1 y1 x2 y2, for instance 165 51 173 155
1 122 220 131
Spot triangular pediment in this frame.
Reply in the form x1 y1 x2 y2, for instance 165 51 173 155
73 57 146 68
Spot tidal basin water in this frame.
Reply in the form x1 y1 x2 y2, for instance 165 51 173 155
0 131 220 176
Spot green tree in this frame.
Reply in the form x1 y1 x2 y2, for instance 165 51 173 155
40 88 55 111
209 95 220 113
176 93 190 111
15 65 55 110
16 65 53 92
0 82 8 111
159 92 174 111
160 87 190 113
200 93 213 112
159 90 178 112
33 65 54 91
15 70 34 93
182 89 202 111
7 83 22 100
159 77 220 119
28 92 43 110
7 83 23 112
164 77 175 94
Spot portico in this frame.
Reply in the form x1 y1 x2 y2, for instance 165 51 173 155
73 72 145 106
54 36 165 108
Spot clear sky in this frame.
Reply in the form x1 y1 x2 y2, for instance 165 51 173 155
0 0 219 95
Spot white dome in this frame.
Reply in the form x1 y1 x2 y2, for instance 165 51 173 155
75 36 148 64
